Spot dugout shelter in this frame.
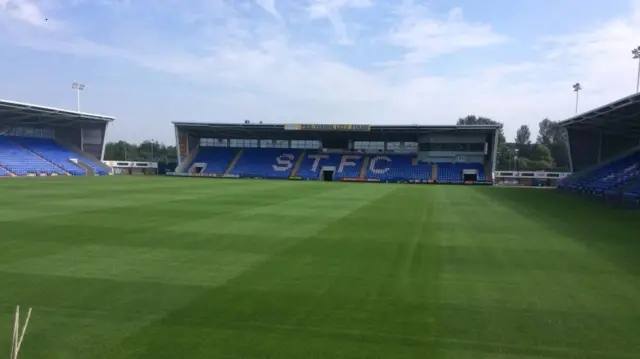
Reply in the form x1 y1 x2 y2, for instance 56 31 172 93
172 122 500 184
0 99 114 176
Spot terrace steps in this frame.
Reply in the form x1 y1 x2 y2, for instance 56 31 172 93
179 146 200 173
359 156 369 179
0 164 16 177
225 148 244 175
21 143 71 176
290 151 305 178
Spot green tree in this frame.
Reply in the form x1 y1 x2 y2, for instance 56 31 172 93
515 125 531 145
530 143 553 162
537 118 567 145
104 140 177 162
104 141 139 161
536 118 570 171
513 124 533 160
457 115 506 144
528 144 555 170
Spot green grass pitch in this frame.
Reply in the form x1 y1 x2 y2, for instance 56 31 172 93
1 177 640 359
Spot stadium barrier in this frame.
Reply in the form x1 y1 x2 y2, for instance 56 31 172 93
166 172 494 185
0 172 83 178
339 177 380 182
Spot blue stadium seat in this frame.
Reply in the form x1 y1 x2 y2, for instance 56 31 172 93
0 137 67 176
0 166 10 176
623 187 639 202
32 138 107 175
568 150 640 195
437 163 485 183
297 153 435 181
365 155 431 182
189 147 239 174
333 154 365 179
15 137 87 175
185 149 487 183
0 136 108 176
296 153 342 179
231 148 301 178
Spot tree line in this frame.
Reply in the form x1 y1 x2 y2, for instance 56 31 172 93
104 117 570 172
457 115 570 172
104 140 177 163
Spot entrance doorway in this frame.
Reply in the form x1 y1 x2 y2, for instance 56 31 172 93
463 172 477 182
322 170 334 181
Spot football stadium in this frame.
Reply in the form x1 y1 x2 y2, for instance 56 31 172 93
1 93 640 359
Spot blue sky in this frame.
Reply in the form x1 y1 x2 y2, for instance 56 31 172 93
1 0 640 144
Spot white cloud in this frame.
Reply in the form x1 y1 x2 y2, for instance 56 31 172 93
254 0 281 20
1 0 640 143
306 0 372 18
386 6 507 65
0 0 57 28
306 0 373 44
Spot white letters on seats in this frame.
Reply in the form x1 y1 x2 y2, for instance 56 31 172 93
273 153 295 171
309 154 329 172
338 155 361 172
369 156 391 174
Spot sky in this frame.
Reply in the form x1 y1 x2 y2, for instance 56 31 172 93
1 0 640 144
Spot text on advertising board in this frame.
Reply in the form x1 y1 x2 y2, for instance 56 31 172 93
294 124 370 131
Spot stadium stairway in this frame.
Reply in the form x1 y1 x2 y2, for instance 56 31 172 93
189 147 238 175
290 150 305 178
225 149 244 175
0 164 15 177
0 137 67 176
54 141 112 175
176 146 199 173
230 148 300 178
16 138 81 176
359 156 369 179
29 150 71 176
18 137 110 176
74 161 95 176
180 149 490 184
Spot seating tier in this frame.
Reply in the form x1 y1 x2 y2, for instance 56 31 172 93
563 150 640 195
189 147 238 174
0 137 66 176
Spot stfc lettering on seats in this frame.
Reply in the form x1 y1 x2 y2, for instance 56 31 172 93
273 153 295 171
369 156 391 174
